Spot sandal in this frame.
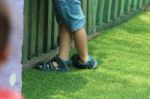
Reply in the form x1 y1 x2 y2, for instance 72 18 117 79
36 55 70 72
71 54 98 69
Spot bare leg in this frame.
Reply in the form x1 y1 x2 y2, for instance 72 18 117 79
73 27 89 63
59 24 72 60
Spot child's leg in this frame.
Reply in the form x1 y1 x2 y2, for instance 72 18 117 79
52 0 88 62
59 24 72 61
53 0 98 68
73 27 89 63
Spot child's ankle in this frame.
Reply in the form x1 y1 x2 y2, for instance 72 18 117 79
58 55 69 61
58 55 72 65
79 55 89 64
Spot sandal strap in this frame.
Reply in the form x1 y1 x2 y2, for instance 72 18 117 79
72 54 97 69
37 55 69 72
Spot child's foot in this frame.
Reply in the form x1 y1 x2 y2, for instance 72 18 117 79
36 55 71 72
71 54 98 69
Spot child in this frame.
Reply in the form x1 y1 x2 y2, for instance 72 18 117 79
0 0 24 93
0 1 10 65
38 0 98 71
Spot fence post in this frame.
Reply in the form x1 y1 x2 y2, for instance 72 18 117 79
111 0 119 19
51 14 59 50
132 0 138 11
96 0 105 26
138 0 143 8
103 0 112 22
125 0 132 13
92 0 98 33
118 0 125 17
22 0 30 63
45 0 52 52
81 0 88 30
144 0 150 7
87 0 93 34
28 0 38 59
36 0 45 56
128 0 132 12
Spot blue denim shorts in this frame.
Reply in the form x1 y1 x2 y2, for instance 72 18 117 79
52 0 85 32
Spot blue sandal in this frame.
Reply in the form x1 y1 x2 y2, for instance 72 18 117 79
36 55 71 72
71 54 98 69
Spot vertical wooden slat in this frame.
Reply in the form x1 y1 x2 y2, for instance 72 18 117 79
96 0 105 25
118 0 126 17
87 0 93 34
44 0 52 52
36 0 45 56
103 0 112 22
51 6 59 50
108 0 112 21
29 0 38 58
81 0 88 30
145 0 150 6
92 0 98 32
138 0 143 8
132 0 138 11
111 0 119 19
22 0 30 63
143 0 146 6
54 18 59 48
127 0 132 12
131 0 134 10
125 0 130 13
137 0 140 9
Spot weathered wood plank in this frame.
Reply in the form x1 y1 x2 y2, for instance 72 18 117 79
36 0 45 56
87 0 93 34
96 0 105 25
44 0 52 52
111 0 119 19
118 0 126 16
22 0 30 63
92 0 98 32
29 0 38 58
103 0 112 22
81 0 88 30
51 12 58 50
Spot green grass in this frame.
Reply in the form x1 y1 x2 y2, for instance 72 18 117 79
23 11 150 99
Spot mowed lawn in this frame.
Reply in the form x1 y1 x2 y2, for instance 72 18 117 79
23 11 150 99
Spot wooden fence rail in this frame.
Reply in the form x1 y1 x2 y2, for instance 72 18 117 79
23 0 150 68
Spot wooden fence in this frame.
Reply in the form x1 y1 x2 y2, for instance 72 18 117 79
23 0 150 68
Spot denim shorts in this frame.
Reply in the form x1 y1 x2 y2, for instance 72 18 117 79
52 0 85 32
